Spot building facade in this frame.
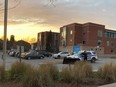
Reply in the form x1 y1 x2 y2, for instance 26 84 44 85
60 22 116 55
37 31 59 53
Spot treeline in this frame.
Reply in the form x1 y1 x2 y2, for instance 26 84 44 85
0 39 31 51
0 36 32 52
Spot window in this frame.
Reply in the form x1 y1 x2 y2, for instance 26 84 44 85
91 48 93 50
111 50 113 52
98 40 102 45
114 34 116 38
82 40 86 44
99 49 102 51
83 32 86 35
107 32 110 38
111 43 114 46
87 52 91 55
62 52 68 54
107 41 110 46
105 32 110 38
105 32 107 37
70 39 72 44
70 30 72 35
106 32 116 38
62 27 67 46
98 30 102 37
62 40 66 46
92 52 96 54
110 33 114 38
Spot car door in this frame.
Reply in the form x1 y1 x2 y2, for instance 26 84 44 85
31 52 38 59
86 52 92 60
63 52 70 58
80 52 84 60
36 52 42 59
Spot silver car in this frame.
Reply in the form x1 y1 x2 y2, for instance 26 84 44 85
53 52 70 59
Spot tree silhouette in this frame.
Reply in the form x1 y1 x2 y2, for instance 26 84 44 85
9 35 15 49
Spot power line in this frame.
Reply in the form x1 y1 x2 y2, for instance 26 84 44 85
44 0 57 7
0 0 21 12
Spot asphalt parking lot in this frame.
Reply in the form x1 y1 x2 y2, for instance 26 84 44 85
0 52 116 71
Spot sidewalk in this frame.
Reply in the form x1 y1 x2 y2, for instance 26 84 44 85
98 83 116 87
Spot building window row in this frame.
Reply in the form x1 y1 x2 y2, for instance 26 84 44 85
105 32 116 38
82 39 115 47
97 30 116 39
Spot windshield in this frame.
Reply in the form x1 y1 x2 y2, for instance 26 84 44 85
73 52 80 56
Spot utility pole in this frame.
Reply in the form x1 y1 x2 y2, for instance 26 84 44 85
2 0 8 68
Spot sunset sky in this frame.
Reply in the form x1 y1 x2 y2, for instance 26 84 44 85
0 0 116 41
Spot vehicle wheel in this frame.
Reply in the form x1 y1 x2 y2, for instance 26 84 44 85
40 56 44 59
91 58 96 63
50 54 52 57
57 55 61 59
27 57 31 60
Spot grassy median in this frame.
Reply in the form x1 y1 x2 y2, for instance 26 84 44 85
0 61 116 87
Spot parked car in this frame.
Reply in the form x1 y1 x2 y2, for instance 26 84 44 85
66 51 98 63
20 52 27 58
53 52 70 59
39 51 52 57
22 50 44 60
15 52 20 58
8 49 16 57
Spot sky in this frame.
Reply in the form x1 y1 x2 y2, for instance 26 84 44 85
0 0 116 42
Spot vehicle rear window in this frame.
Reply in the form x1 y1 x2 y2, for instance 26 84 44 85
87 52 91 55
62 52 68 54
92 52 96 54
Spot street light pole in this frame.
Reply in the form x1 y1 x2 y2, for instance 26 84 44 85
3 0 8 68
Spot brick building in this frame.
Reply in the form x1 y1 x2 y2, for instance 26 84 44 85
60 22 116 55
37 31 59 53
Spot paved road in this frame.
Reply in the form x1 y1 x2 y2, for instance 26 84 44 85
0 52 116 71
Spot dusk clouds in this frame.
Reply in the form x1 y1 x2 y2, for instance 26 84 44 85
0 0 116 39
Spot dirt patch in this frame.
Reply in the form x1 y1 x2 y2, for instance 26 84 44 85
0 82 22 87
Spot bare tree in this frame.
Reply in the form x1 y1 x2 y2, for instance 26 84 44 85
0 0 21 13
49 0 56 6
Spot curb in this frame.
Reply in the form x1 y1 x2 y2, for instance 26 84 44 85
98 83 116 87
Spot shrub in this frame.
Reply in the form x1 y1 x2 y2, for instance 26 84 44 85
22 63 59 87
0 65 5 81
61 67 73 83
72 62 92 83
9 61 30 81
61 61 92 84
38 63 59 87
113 64 116 78
39 63 60 81
97 63 115 82
22 68 41 87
